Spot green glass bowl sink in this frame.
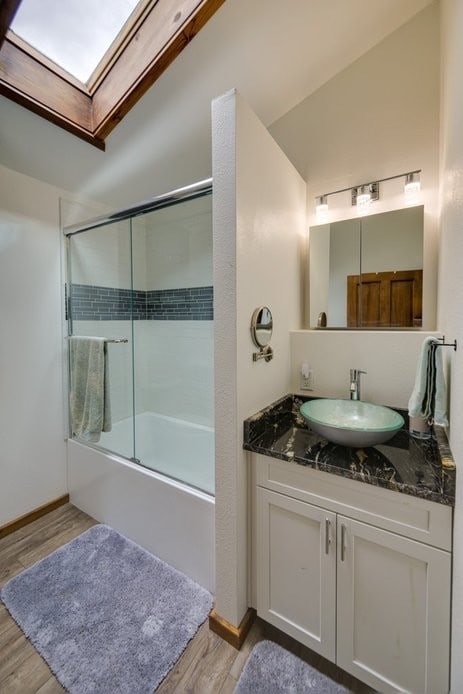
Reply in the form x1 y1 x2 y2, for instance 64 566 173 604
300 399 404 448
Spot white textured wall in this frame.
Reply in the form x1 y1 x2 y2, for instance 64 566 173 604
291 330 440 409
212 90 306 626
270 3 440 331
0 165 66 525
439 2 463 690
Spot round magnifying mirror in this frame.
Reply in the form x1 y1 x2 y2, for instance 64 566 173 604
251 306 273 348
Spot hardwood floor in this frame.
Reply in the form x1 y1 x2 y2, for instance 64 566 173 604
0 504 373 693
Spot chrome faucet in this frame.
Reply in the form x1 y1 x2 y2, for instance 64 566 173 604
350 369 367 401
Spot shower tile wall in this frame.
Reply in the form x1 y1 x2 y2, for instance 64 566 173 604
134 321 213 426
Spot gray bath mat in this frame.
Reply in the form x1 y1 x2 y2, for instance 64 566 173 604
1 524 212 693
235 640 350 693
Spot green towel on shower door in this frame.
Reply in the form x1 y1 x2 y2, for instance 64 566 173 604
69 336 112 442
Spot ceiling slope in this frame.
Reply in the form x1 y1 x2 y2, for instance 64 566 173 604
0 0 432 206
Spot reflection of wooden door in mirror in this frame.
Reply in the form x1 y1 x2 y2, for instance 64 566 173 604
347 270 423 327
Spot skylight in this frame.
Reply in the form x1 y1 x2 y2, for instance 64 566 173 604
1 0 225 147
10 0 140 83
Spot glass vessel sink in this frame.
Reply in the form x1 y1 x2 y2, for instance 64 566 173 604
300 399 404 448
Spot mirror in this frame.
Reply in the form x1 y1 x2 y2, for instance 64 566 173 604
309 206 424 328
251 306 273 347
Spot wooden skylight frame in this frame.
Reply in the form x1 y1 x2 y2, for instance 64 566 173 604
0 0 225 150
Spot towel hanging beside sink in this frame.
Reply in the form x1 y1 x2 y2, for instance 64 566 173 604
408 336 448 428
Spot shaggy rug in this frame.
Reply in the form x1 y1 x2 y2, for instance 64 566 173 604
235 640 350 693
1 524 212 693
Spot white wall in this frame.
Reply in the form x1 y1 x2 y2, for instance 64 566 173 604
291 330 439 409
439 2 463 690
270 2 440 331
212 90 306 626
0 165 66 525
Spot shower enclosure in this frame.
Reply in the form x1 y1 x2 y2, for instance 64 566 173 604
65 180 214 496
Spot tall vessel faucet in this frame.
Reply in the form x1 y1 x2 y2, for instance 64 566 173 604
350 369 367 401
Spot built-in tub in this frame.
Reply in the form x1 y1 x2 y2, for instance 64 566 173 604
98 412 214 495
67 412 215 591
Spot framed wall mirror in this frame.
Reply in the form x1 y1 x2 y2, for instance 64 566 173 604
309 206 424 329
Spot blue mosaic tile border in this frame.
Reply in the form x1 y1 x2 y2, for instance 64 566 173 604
69 284 213 321
145 286 213 321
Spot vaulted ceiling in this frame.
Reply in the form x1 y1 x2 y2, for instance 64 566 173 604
0 0 433 206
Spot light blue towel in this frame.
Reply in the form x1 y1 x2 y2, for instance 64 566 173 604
69 336 111 442
433 344 449 426
408 337 448 427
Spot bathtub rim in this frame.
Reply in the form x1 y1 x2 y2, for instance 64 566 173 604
66 436 215 502
70 409 215 498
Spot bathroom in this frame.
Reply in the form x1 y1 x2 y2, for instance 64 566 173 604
1 0 463 691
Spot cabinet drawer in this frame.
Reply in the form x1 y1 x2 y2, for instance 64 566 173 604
254 453 452 550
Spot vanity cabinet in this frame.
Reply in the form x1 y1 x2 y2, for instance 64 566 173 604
257 487 336 659
254 454 452 694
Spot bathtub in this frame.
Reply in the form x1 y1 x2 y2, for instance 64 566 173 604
98 411 214 495
67 412 215 591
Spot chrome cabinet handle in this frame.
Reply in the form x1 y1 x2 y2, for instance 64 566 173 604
325 518 331 555
340 523 347 561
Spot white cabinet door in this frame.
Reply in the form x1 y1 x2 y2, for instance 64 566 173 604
256 487 336 659
336 515 451 694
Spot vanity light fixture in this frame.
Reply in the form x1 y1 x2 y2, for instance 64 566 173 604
314 169 421 215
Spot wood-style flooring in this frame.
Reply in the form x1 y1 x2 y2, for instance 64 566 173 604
0 503 373 693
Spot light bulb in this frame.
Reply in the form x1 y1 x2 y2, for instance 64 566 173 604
356 185 371 214
404 172 421 201
315 195 328 217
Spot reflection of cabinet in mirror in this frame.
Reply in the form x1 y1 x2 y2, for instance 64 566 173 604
309 206 424 329
347 269 423 327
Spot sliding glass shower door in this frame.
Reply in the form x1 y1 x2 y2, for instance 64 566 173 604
131 194 214 493
66 184 214 494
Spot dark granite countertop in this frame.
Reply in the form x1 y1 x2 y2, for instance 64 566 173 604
244 394 456 507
